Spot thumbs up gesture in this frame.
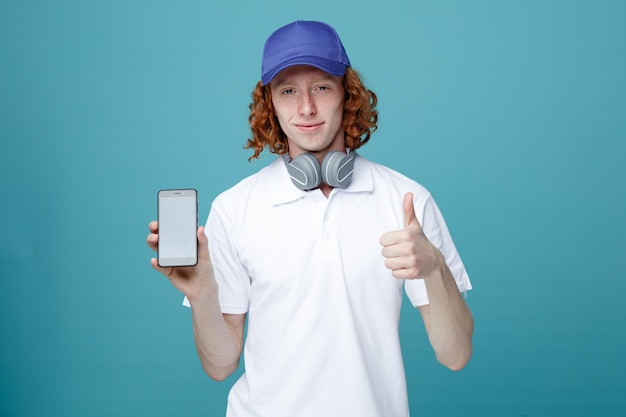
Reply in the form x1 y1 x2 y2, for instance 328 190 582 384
380 192 442 280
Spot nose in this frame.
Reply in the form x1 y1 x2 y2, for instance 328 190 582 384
298 91 316 117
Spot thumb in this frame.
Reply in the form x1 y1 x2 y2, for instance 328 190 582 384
403 192 419 229
197 226 208 250
197 226 213 264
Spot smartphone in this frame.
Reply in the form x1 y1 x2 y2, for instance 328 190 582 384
157 189 198 267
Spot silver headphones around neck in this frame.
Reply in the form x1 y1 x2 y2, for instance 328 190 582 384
283 150 355 190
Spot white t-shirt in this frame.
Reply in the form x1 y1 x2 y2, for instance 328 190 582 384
202 155 471 417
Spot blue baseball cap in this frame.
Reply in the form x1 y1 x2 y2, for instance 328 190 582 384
261 20 351 86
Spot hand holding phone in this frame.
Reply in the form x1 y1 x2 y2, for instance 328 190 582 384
157 189 198 267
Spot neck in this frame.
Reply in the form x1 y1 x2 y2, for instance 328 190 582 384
319 183 333 198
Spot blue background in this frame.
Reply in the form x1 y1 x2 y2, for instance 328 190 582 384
1 1 625 416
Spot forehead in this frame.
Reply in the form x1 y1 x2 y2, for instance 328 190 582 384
270 65 342 86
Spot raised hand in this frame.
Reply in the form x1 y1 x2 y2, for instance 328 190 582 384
379 192 441 280
146 221 218 301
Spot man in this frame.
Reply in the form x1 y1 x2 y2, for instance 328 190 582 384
147 20 473 417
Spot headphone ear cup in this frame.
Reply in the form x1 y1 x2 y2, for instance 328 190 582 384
283 153 322 190
321 151 354 189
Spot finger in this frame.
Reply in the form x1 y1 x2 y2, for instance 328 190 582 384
403 193 425 234
146 231 158 252
390 267 416 280
380 239 407 257
384 257 418 280
380 227 414 247
197 226 207 251
149 221 158 233
379 230 396 247
196 226 213 261
197 226 206 243
150 257 161 271
403 192 418 229
150 257 177 278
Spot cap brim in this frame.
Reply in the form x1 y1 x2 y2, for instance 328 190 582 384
261 56 348 85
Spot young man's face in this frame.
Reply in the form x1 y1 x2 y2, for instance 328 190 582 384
270 65 345 159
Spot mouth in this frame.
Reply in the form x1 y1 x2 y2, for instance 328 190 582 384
295 122 324 132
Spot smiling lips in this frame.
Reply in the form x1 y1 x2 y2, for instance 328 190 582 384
295 122 324 131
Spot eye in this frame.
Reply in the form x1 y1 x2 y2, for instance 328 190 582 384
282 88 295 95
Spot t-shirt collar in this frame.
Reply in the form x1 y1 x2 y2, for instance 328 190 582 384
267 153 374 205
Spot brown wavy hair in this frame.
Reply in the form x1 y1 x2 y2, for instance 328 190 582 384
245 67 378 160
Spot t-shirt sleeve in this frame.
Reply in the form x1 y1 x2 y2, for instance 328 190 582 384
404 192 472 307
183 200 252 313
